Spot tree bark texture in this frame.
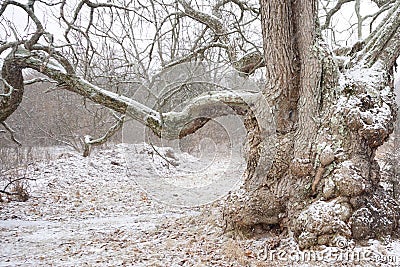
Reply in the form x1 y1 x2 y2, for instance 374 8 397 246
224 0 400 249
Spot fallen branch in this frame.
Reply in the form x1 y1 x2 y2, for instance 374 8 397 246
149 142 179 168
2 176 36 193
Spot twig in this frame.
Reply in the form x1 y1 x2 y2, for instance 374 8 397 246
2 177 36 192
1 122 21 146
149 142 179 167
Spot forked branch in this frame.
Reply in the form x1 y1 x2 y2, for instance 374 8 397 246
2 48 257 141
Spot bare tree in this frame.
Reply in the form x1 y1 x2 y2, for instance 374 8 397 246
1 0 400 248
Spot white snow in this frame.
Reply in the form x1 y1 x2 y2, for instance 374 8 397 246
1 144 399 266
47 58 68 74
0 144 243 265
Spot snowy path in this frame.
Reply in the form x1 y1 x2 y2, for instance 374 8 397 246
1 144 400 266
0 144 240 266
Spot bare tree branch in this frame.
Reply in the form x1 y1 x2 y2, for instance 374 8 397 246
83 114 124 157
371 0 396 7
1 0 45 49
163 42 230 69
321 0 354 30
176 0 264 74
1 176 35 194
213 0 259 18
356 1 400 69
1 121 21 146
4 48 257 140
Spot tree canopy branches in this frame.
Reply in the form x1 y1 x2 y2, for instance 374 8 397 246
0 0 399 144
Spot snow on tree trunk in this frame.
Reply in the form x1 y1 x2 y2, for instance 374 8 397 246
0 56 24 122
224 0 400 249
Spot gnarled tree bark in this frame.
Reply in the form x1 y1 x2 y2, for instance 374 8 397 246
224 0 400 249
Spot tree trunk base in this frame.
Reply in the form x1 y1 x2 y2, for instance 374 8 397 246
224 160 400 249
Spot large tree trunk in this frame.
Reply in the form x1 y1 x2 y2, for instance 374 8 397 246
224 0 400 249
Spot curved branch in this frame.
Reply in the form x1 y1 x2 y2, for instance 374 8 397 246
83 114 124 157
371 0 396 8
178 0 228 36
2 48 257 140
357 1 400 69
1 121 21 145
148 0 265 75
31 44 75 74
160 90 255 139
163 42 229 69
1 0 45 49
321 0 354 30
0 52 24 122
177 0 237 62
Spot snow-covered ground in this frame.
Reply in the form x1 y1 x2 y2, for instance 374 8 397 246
1 144 399 266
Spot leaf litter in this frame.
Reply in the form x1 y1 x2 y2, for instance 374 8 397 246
0 144 399 266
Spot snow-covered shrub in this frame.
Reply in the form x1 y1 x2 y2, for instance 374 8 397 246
0 147 36 202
